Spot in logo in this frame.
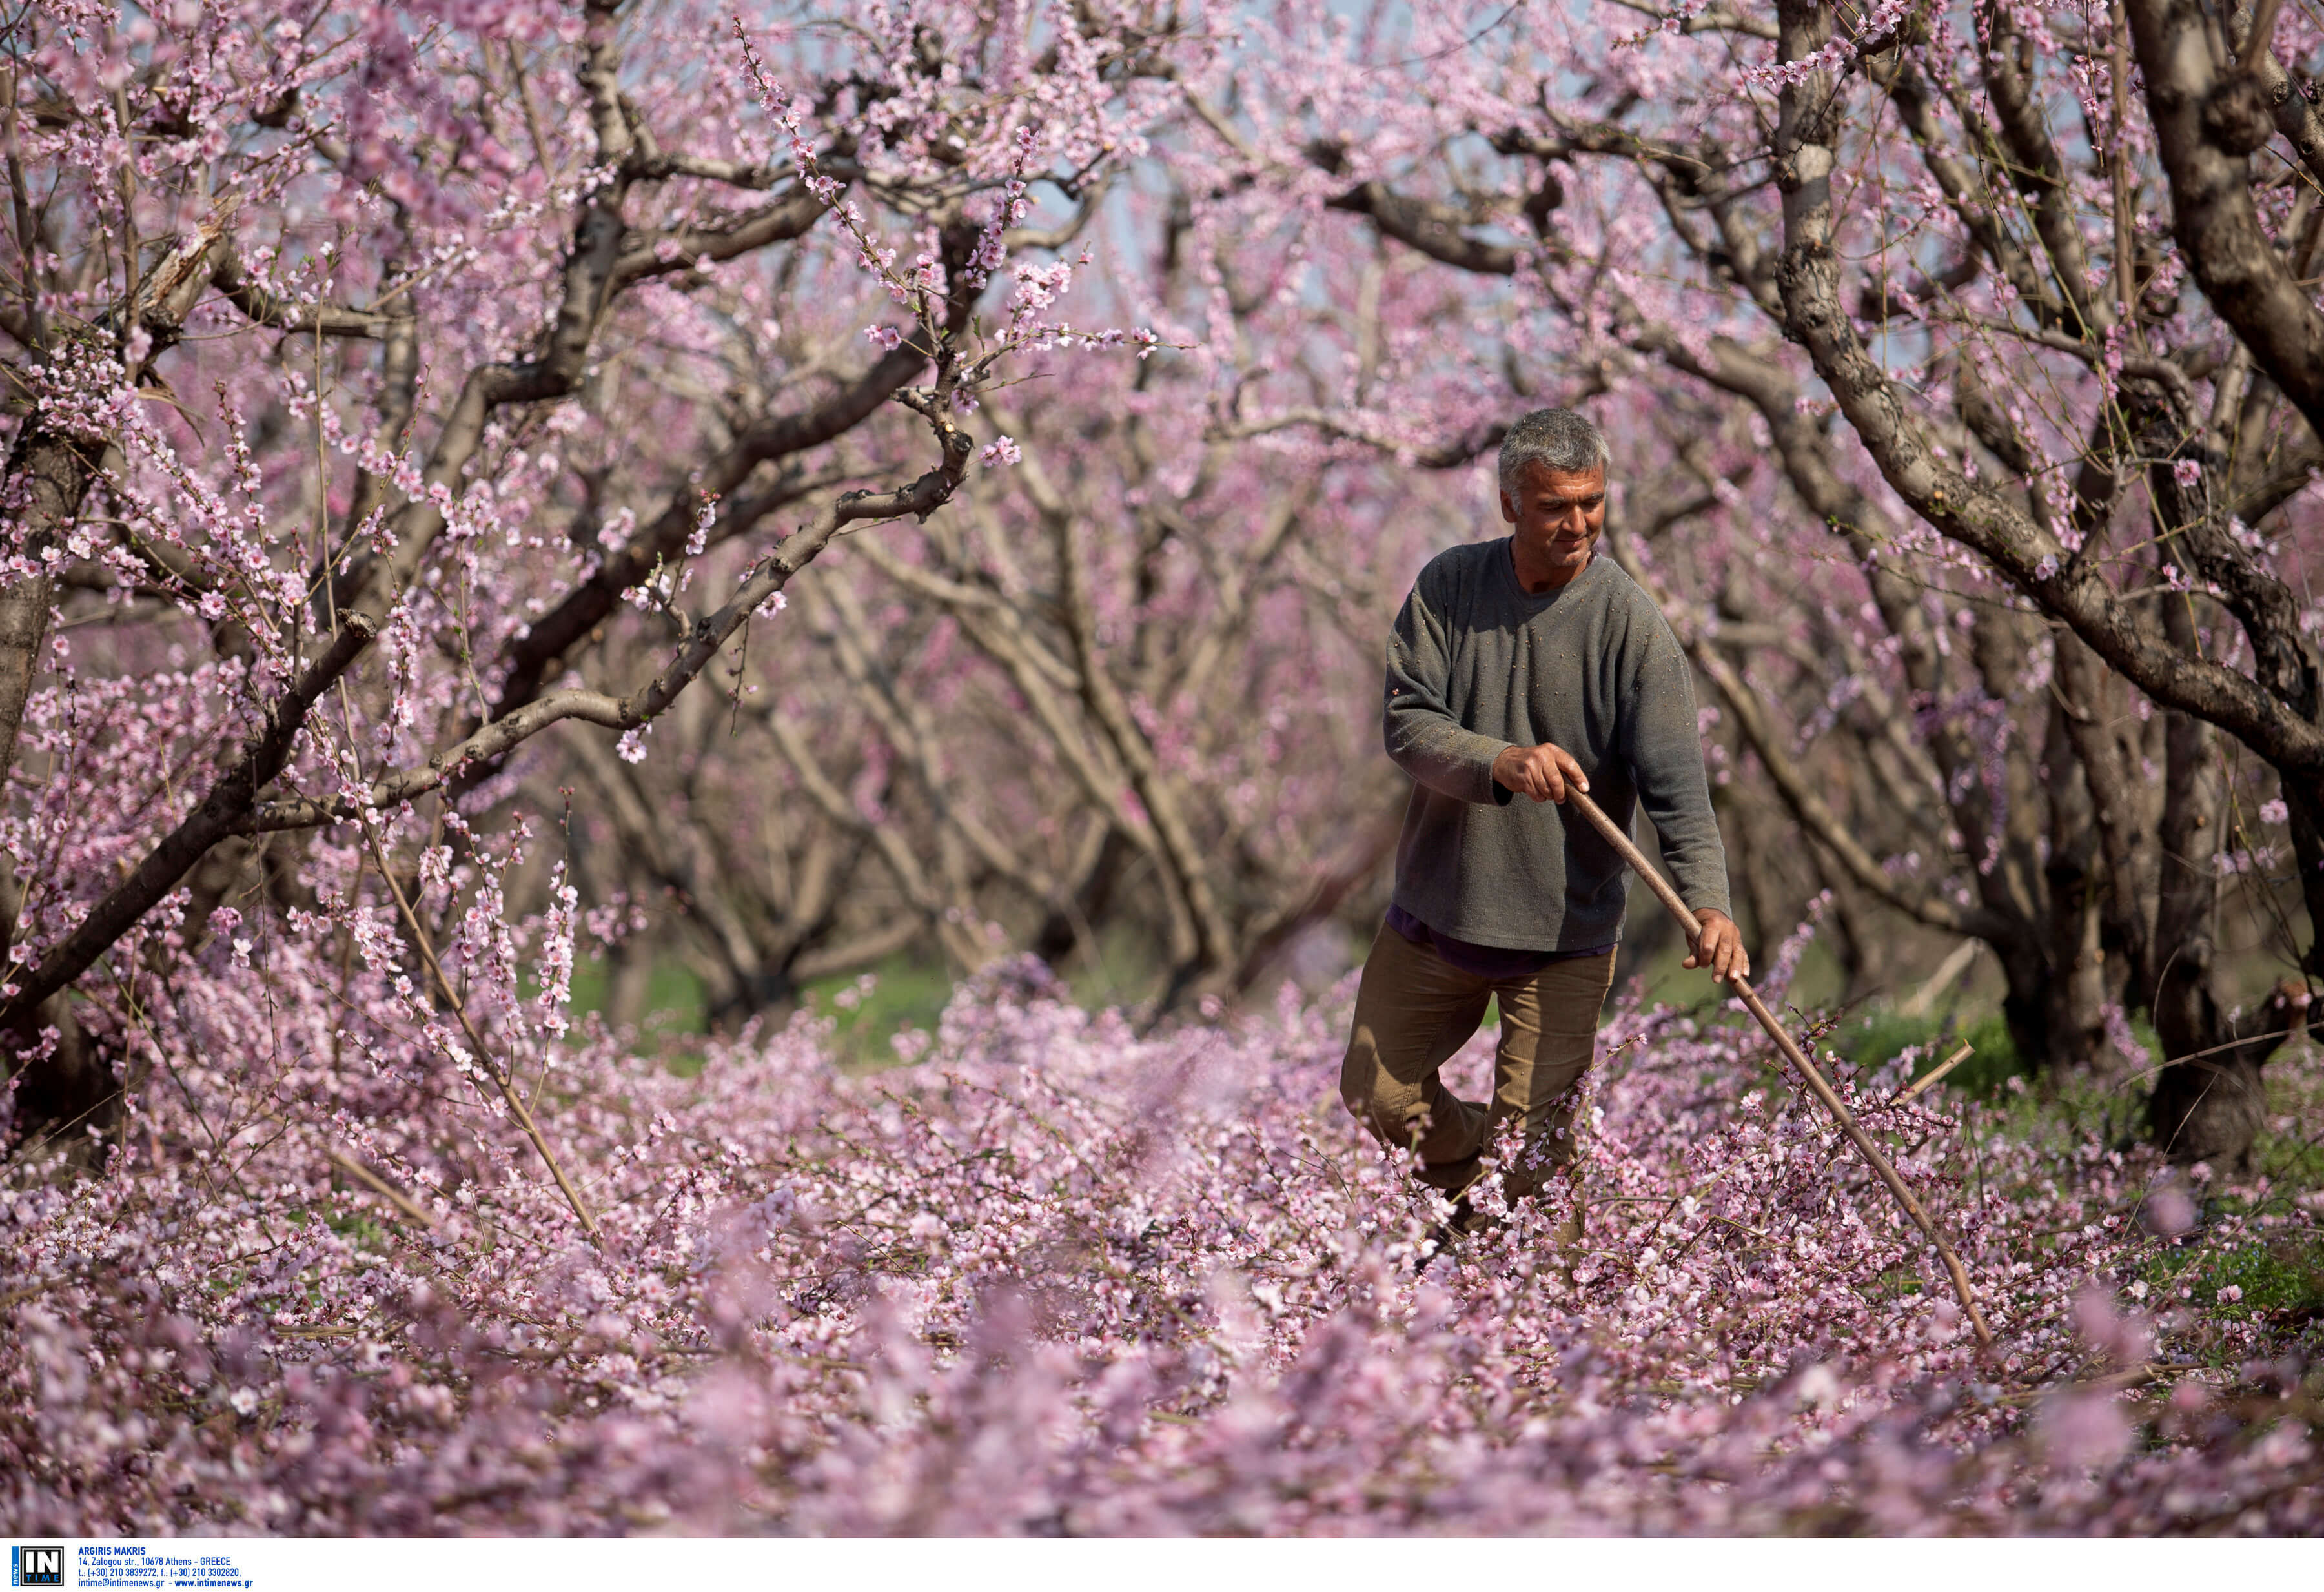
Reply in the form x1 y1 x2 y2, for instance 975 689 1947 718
10 1547 63 1587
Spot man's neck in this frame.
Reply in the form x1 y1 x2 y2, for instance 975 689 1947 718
1510 540 1591 595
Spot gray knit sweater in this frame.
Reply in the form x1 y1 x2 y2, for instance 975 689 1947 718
1383 540 1731 952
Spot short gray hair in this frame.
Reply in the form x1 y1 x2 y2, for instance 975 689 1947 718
1497 407 1609 493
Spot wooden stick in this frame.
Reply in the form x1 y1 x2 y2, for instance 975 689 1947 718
328 1148 440 1229
1564 787 1995 1350
1894 1041 1976 1106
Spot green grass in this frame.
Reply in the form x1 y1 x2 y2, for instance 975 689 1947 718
321 1208 392 1252
801 956 957 1072
549 917 1172 1072
1828 1007 2033 1098
2251 1125 2324 1192
1056 922 1174 1012
556 947 956 1072
564 954 708 1037
2141 1230 2324 1323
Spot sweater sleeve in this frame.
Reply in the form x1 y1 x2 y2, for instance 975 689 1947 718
1617 603 1733 917
1383 566 1516 807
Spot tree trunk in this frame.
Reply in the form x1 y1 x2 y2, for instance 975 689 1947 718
3 1000 118 1159
0 427 90 799
2141 585 2284 1167
2143 699 2280 1169
1995 929 2060 1072
0 424 99 1143
605 937 655 1034
1032 823 1130 968
2149 1042 2270 1171
2041 695 2110 1070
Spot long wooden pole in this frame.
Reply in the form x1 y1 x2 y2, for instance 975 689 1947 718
1565 788 1995 1349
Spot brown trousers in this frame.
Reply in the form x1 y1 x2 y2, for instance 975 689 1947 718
1339 924 1616 1203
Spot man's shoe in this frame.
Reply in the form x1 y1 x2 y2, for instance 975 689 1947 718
1413 1196 1510 1269
1453 1196 1504 1238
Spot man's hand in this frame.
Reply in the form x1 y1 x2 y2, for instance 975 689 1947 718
1492 742 1589 803
1684 908 1749 985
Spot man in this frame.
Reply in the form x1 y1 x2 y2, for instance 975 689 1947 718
1340 407 1745 1246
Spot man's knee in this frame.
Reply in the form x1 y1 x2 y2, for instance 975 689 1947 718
1348 1050 1394 1148
1338 1050 1443 1163
1339 1081 1383 1140
1339 1074 1415 1150
1339 1032 1381 1130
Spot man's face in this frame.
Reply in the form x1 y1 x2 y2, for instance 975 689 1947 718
1500 459 1607 582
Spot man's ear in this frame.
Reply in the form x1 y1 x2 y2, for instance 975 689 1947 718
1498 487 1518 525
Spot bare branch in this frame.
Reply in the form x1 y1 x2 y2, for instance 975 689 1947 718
253 449 973 834
1605 0 1778 40
610 185 827 292
2126 0 2324 444
1207 405 1507 467
211 246 391 338
1326 181 1521 276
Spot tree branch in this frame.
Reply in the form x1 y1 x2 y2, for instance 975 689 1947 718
2126 0 2324 444
1766 0 2324 781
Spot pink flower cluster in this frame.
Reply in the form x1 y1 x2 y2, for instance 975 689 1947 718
2 939 2314 1535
